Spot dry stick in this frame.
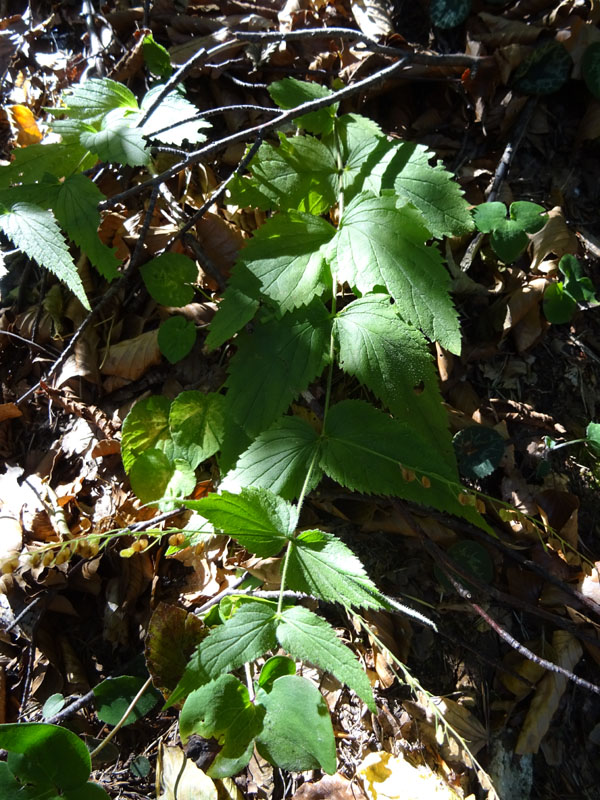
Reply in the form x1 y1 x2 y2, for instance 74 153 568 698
421 534 600 696
99 52 414 211
460 96 538 271
147 105 279 140
16 185 161 406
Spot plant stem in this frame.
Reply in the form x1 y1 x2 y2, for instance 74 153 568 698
90 676 153 760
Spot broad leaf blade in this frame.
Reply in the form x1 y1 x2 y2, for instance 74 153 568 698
276 605 376 711
141 253 197 306
139 87 210 146
0 202 90 310
180 488 295 557
224 301 331 438
53 77 138 122
287 530 387 610
333 293 454 463
169 391 225 469
121 395 172 473
204 265 261 350
268 77 338 134
221 416 322 500
80 109 150 166
326 192 461 353
239 212 335 312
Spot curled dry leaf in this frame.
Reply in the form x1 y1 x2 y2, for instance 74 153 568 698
529 207 579 270
292 773 368 800
100 329 161 380
515 630 583 754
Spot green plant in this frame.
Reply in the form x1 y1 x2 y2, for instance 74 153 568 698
473 200 547 263
0 722 110 799
543 253 598 324
545 420 600 457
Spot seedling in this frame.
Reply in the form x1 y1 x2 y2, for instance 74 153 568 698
473 200 547 263
543 254 598 324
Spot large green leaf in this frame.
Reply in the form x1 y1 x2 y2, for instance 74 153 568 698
179 675 260 778
230 134 338 214
333 293 454 463
276 605 376 711
0 723 91 791
129 451 195 505
140 253 197 306
138 86 210 146
54 173 120 281
0 202 90 310
0 142 94 187
168 601 278 706
239 211 335 312
51 77 138 122
221 416 322 500
79 108 150 166
169 391 225 469
93 676 160 727
325 192 461 353
180 488 296 556
256 676 336 773
325 113 390 201
121 396 172 473
320 400 487 528
268 77 338 134
204 265 261 350
287 530 387 610
224 301 331 438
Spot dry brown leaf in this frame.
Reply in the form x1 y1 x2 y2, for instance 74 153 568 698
100 329 161 380
363 609 412 687
0 402 22 422
529 207 579 269
515 630 583 754
351 0 394 39
158 744 217 800
476 12 542 47
292 773 368 800
500 641 554 700
7 105 42 145
195 213 246 278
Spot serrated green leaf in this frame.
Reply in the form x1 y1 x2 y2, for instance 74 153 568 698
221 416 322 500
169 391 225 469
179 675 260 778
256 675 336 773
180 488 296 557
93 676 160 727
204 265 261 350
158 316 197 364
0 142 94 187
268 77 338 134
52 77 138 122
224 301 331 437
287 530 387 610
392 142 474 237
333 293 454 463
320 400 488 528
141 253 197 306
138 86 210 146
239 212 335 311
54 173 120 281
276 605 376 711
0 202 90 310
234 134 338 214
129 450 195 505
326 192 461 353
169 601 278 706
80 108 150 166
121 395 172 473
325 113 388 202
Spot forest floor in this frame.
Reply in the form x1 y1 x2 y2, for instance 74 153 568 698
1 1 600 799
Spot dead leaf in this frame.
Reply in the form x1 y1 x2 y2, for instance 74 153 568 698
292 773 368 800
145 603 207 698
477 12 542 47
357 750 463 800
0 402 22 422
158 744 217 800
529 207 579 270
7 105 42 145
100 329 161 380
351 0 394 39
515 631 583 754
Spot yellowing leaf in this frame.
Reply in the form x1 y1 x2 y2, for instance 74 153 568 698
358 751 463 800
8 105 43 146
158 744 217 800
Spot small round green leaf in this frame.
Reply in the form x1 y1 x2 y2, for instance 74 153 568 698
63 781 112 800
514 41 572 95
490 221 529 263
93 676 160 727
130 755 151 779
158 316 196 364
429 0 471 29
543 281 576 324
510 201 547 234
129 448 173 503
453 425 505 479
435 540 495 593
473 202 508 233
42 693 66 720
583 42 600 99
142 34 172 79
140 253 197 307
258 656 296 692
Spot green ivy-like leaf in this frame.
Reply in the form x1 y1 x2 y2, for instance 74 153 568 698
141 253 197 306
287 530 387 610
474 201 546 263
181 488 296 556
453 426 505 479
326 192 461 353
221 416 322 500
54 173 120 281
79 108 150 166
169 391 225 469
333 293 454 463
179 675 260 778
276 605 376 711
121 396 172 473
224 301 331 438
429 0 471 29
256 675 336 773
514 41 572 96
239 211 335 312
158 316 196 364
268 77 338 134
0 202 90 310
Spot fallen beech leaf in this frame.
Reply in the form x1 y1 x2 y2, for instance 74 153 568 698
515 631 583 754
529 207 579 270
145 603 207 698
8 104 42 145
92 439 121 458
0 402 21 422
158 744 217 800
100 329 161 380
292 773 368 800
358 750 463 800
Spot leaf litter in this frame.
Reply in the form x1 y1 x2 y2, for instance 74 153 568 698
1 0 600 799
